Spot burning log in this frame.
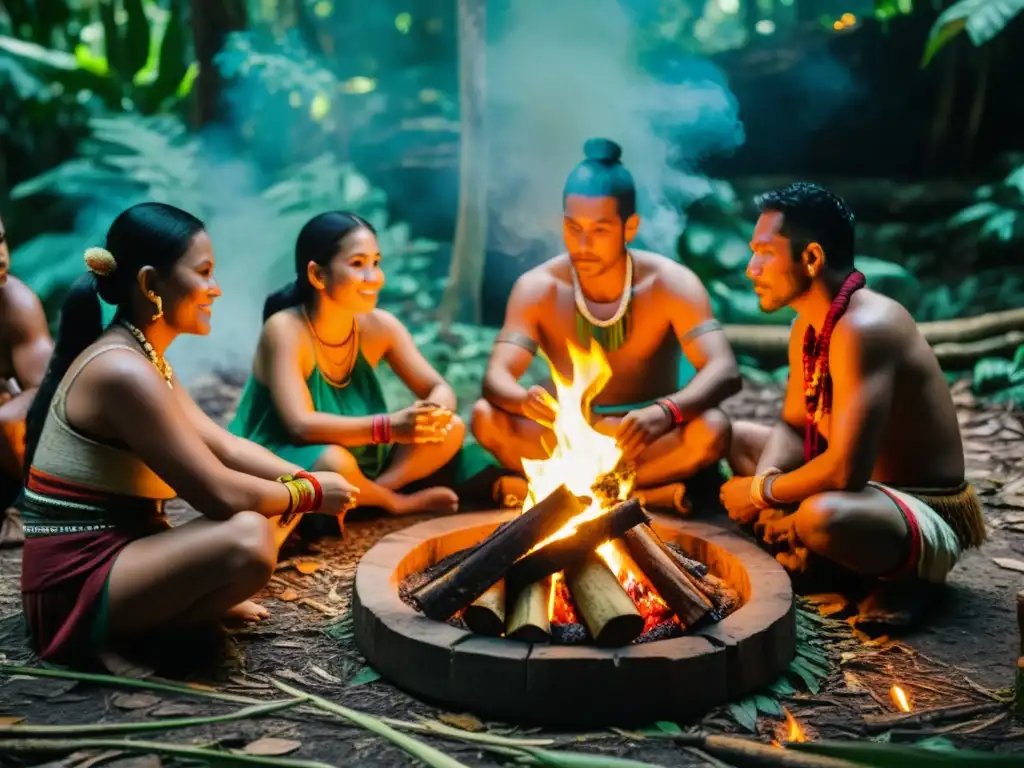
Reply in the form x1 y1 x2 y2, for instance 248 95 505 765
506 578 551 642
463 581 506 636
635 483 689 515
505 499 648 594
566 554 645 647
622 524 713 628
665 546 739 616
413 484 588 620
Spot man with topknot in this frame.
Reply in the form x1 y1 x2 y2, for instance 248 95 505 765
472 138 741 508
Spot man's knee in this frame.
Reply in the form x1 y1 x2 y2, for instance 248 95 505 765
793 493 860 550
222 511 276 583
470 399 497 447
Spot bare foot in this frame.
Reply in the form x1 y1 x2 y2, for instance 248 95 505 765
225 600 270 622
394 487 459 515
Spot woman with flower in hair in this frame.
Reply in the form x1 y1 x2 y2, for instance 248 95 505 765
229 211 496 525
20 202 357 667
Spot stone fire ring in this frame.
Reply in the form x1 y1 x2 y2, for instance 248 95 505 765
352 510 795 727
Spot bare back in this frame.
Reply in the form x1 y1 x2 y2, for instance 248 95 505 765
794 289 964 488
511 250 714 407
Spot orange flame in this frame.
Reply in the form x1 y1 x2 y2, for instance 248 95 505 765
890 685 912 712
778 708 807 743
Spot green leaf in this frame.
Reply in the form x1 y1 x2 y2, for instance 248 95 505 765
922 0 1024 67
727 697 759 732
787 662 822 694
122 0 151 78
972 356 1015 395
947 200 1001 228
796 645 832 667
791 738 1024 766
768 677 796 696
520 748 669 767
1011 344 1024 374
915 736 959 752
653 721 682 734
348 666 381 686
753 694 784 716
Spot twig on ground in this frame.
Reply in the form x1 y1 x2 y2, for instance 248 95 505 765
0 698 304 737
683 746 738 768
0 738 335 768
863 701 1006 732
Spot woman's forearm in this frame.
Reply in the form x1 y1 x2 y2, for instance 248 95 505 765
219 434 301 480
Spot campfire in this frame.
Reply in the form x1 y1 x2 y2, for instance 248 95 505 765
401 340 740 647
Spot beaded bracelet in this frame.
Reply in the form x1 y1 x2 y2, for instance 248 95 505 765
657 398 684 427
371 414 392 444
295 470 323 510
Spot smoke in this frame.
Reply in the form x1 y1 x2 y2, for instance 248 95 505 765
485 0 745 262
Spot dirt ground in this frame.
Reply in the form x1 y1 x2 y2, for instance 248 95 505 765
1 377 1023 767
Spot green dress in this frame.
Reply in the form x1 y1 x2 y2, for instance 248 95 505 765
228 352 497 488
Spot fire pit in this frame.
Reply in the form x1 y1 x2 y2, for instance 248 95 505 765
353 341 794 725
352 510 794 726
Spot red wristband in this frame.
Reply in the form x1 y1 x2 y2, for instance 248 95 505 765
372 414 392 444
295 470 323 510
658 398 684 427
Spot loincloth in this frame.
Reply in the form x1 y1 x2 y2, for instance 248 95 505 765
871 481 985 584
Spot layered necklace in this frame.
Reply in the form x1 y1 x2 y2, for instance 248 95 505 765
304 309 359 388
120 319 173 389
572 253 633 353
802 269 866 461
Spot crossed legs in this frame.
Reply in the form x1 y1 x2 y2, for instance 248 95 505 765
311 415 464 516
728 420 912 578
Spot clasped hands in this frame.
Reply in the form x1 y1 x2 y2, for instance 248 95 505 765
391 400 455 444
720 475 803 559
521 385 673 462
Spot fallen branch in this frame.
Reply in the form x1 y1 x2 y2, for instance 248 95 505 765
862 700 1006 732
0 698 303 737
724 309 1024 368
0 737 334 768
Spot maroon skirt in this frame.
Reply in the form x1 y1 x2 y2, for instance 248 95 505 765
20 467 169 665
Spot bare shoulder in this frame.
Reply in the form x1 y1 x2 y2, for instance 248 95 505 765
0 276 47 330
80 342 169 401
832 290 909 354
510 258 563 303
638 253 712 296
361 307 406 338
262 307 305 346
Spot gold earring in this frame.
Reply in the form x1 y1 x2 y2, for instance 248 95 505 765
148 292 164 322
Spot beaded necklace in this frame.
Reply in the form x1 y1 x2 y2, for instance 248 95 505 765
572 253 633 353
802 269 866 461
119 319 174 389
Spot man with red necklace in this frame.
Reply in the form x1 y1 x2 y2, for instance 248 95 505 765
472 138 741 508
721 182 985 628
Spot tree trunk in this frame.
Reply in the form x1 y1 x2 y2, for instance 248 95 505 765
189 0 248 127
439 0 487 328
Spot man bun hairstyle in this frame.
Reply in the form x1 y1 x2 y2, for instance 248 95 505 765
563 137 636 219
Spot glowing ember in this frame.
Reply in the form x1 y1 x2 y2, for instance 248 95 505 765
890 685 912 712
522 340 670 626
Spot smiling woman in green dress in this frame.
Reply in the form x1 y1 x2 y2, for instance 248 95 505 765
230 212 494 522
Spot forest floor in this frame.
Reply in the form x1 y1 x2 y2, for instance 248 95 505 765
1 376 1023 767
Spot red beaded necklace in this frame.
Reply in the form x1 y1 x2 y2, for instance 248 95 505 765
802 269 866 461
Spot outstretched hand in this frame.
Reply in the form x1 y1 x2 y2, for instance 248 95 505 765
615 404 672 461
